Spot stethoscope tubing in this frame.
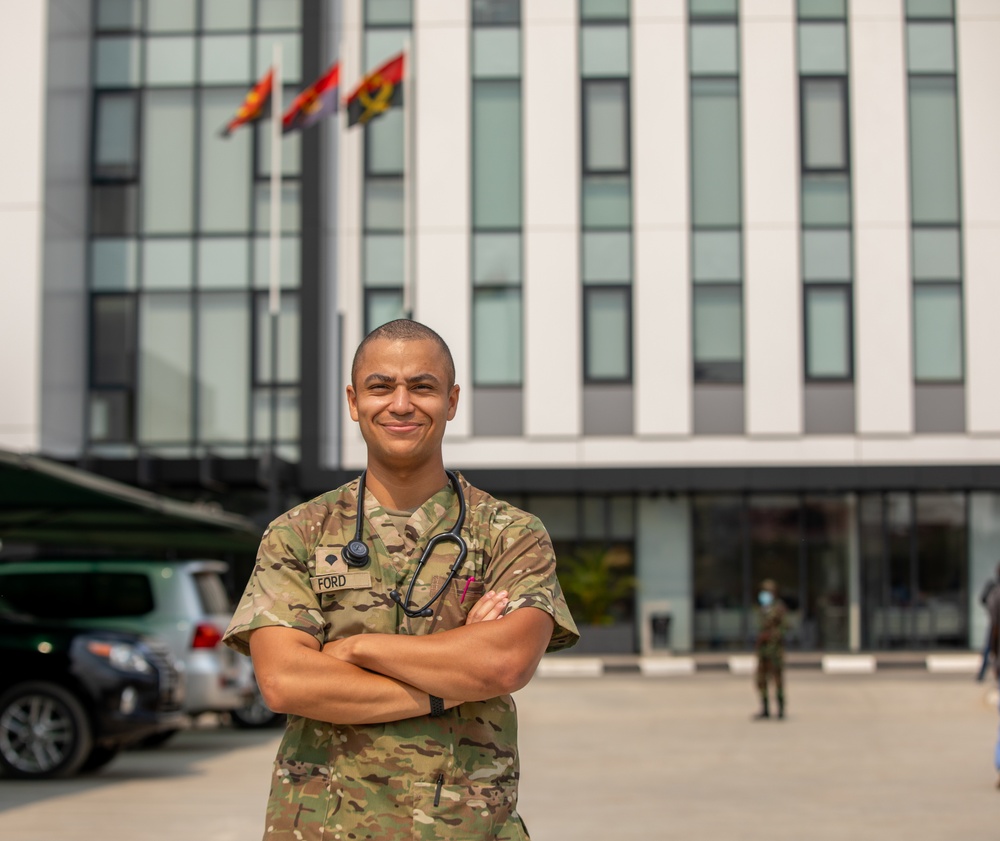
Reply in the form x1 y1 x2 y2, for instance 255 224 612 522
348 470 468 618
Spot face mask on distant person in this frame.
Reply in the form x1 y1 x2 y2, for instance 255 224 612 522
758 591 774 607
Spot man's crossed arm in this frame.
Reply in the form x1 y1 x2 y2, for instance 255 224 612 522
248 590 554 726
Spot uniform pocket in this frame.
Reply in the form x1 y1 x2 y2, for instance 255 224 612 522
411 779 518 841
264 759 333 840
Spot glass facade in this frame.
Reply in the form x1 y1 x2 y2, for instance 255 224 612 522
692 494 850 652
526 492 637 637
860 491 967 649
87 0 303 460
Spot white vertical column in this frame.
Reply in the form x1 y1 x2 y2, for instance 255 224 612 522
633 0 690 437
742 0 802 436
338 0 369 468
958 1 1000 434
413 1 472 439
851 1 912 435
0 1 47 450
523 0 581 439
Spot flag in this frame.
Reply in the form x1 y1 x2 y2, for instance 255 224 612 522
283 61 340 134
221 69 274 137
345 52 405 128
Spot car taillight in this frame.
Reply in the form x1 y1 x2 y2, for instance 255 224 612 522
191 623 223 649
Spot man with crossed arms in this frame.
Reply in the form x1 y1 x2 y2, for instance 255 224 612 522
224 319 578 839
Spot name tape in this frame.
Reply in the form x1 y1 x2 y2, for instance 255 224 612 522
311 570 372 593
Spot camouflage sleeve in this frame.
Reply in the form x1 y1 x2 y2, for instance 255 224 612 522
483 515 580 654
222 508 328 657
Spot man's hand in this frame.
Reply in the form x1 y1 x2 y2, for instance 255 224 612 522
465 590 509 624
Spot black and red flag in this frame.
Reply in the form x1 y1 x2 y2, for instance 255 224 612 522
345 52 405 127
283 61 341 134
220 69 274 137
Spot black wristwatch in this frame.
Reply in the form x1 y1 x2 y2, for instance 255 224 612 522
429 694 446 717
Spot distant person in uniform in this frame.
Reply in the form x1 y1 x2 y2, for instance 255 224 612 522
986 565 1000 789
224 319 579 839
753 578 788 721
976 566 998 682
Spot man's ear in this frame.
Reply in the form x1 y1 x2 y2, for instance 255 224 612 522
447 384 460 421
346 384 360 422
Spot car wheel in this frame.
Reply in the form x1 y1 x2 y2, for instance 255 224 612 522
230 686 283 729
0 682 93 779
80 744 121 774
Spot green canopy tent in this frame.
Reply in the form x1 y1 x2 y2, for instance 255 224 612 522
0 448 260 555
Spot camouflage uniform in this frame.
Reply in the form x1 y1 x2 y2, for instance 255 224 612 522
754 598 788 718
987 584 1000 777
224 473 579 840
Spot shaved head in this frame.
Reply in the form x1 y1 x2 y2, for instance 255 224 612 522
352 319 455 388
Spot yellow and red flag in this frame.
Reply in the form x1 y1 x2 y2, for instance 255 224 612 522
345 52 405 128
221 69 274 137
283 61 341 134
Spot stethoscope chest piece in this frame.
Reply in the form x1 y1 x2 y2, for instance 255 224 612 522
342 539 371 569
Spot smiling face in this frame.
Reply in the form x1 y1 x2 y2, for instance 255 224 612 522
346 337 460 477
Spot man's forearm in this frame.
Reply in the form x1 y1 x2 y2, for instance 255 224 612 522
328 608 554 701
251 626 451 725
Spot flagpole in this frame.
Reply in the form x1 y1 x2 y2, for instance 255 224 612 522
268 42 283 516
402 38 414 319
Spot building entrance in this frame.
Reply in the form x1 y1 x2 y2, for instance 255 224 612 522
693 494 849 652
859 492 967 649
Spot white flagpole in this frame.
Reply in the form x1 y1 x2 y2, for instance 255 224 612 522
402 39 414 319
267 42 283 514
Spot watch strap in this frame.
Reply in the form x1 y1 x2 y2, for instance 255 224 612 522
429 694 445 717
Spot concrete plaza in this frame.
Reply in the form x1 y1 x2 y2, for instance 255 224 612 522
0 670 996 840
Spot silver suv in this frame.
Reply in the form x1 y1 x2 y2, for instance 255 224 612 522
0 559 253 729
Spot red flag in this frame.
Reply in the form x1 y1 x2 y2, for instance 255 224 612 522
283 61 340 134
345 52 405 127
221 69 274 137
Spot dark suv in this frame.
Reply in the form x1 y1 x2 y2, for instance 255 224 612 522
0 602 185 779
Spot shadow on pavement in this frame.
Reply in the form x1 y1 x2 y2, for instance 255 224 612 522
0 722 281 811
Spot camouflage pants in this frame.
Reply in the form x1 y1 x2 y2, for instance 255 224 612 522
755 655 784 695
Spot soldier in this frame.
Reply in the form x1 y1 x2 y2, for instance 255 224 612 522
986 564 1000 788
752 578 788 721
223 319 579 840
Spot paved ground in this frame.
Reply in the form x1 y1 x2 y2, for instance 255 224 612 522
0 670 996 840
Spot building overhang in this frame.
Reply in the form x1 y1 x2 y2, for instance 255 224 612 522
0 448 260 555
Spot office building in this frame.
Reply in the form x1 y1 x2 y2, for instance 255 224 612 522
4 0 1000 653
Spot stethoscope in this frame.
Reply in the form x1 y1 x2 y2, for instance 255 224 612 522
341 469 468 618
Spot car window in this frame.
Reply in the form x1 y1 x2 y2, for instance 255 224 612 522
192 571 231 614
0 572 155 619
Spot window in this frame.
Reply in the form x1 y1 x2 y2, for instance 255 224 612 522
93 92 139 181
805 285 852 378
87 6 305 454
581 5 631 385
801 78 848 172
798 3 853 386
472 2 523 390
905 1 963 387
690 0 743 387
